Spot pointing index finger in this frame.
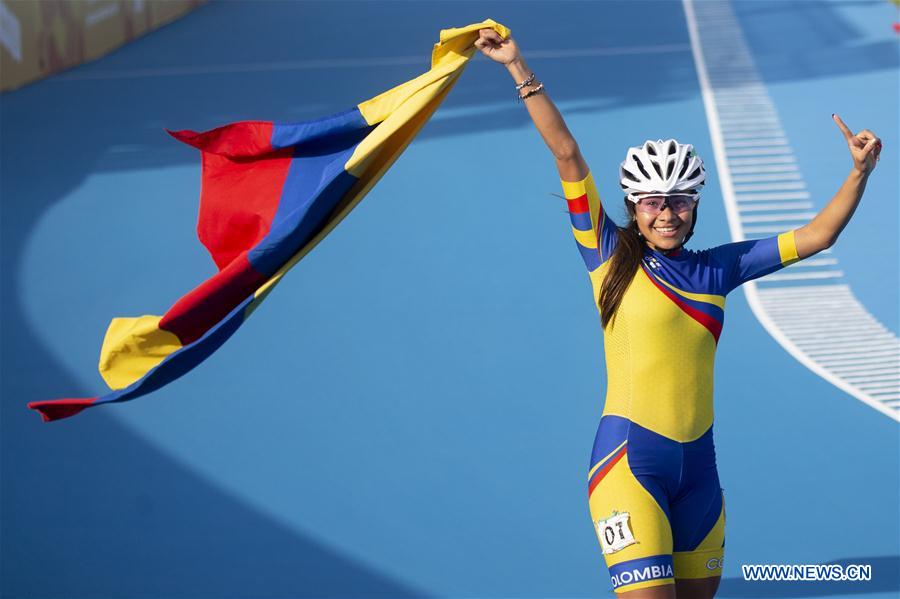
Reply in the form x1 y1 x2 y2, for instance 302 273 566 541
833 114 853 140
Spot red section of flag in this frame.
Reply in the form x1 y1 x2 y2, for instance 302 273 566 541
168 124 293 271
160 253 267 345
27 398 97 422
169 122 277 158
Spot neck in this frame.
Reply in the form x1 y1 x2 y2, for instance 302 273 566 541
645 242 682 256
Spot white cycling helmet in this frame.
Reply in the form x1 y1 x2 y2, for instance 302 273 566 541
619 139 705 199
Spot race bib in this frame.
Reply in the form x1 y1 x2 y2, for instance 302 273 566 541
595 511 636 554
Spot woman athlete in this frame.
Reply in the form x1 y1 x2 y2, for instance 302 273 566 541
475 28 882 599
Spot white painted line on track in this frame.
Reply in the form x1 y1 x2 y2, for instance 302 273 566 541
829 364 900 376
738 202 813 211
732 173 804 183
727 147 794 157
786 331 895 344
759 271 845 281
804 341 900 356
843 374 900 384
817 354 900 366
729 156 797 166
815 353 900 365
741 212 818 223
724 131 788 140
736 191 810 201
783 258 839 267
733 182 807 192
730 164 800 174
725 139 789 148
55 43 693 81
743 224 810 233
685 0 899 420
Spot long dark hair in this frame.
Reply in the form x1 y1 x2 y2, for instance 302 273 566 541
598 198 698 329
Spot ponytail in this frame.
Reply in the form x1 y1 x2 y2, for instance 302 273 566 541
598 200 643 329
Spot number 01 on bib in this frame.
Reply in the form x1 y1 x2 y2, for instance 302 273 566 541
595 511 637 554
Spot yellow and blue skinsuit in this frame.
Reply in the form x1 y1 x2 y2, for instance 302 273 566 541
562 171 801 594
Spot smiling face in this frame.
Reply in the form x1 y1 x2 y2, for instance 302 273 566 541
629 196 698 253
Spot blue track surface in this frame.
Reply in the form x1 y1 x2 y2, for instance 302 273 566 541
2 1 897 597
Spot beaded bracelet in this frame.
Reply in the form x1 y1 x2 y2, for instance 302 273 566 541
518 82 545 102
514 72 535 91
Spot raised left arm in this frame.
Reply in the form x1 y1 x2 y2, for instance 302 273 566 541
794 114 881 259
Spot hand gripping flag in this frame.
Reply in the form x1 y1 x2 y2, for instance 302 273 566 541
29 19 511 422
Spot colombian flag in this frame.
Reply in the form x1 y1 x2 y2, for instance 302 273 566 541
29 19 510 422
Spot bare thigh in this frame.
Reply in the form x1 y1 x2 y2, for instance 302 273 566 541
616 582 676 598
675 575 720 598
615 576 720 599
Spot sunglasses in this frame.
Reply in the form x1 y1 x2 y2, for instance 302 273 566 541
631 194 698 215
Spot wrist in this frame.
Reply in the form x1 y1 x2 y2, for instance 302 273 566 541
850 167 870 180
506 57 530 79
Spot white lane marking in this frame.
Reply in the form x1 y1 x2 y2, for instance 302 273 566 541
776 319 892 332
738 201 813 211
784 258 839 267
720 118 782 127
829 364 900 376
727 147 794 157
764 311 879 321
54 43 693 81
855 381 900 391
758 272 845 282
741 212 818 223
732 173 804 183
787 330 896 343
736 191 811 201
685 0 898 421
730 164 800 174
773 315 886 328
725 138 789 148
803 341 900 356
527 43 693 59
724 131 788 140
754 283 849 295
715 91 771 98
817 353 900 366
816 355 900 366
716 102 776 109
729 156 797 166
733 182 807 192
744 226 810 234
843 373 900 384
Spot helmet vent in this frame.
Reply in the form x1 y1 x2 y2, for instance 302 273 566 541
651 161 663 178
622 169 639 183
668 141 676 155
688 167 702 180
678 159 690 179
646 144 657 156
633 156 651 179
666 161 675 179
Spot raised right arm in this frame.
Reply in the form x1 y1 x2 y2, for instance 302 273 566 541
475 29 619 274
506 54 588 181
476 30 588 180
